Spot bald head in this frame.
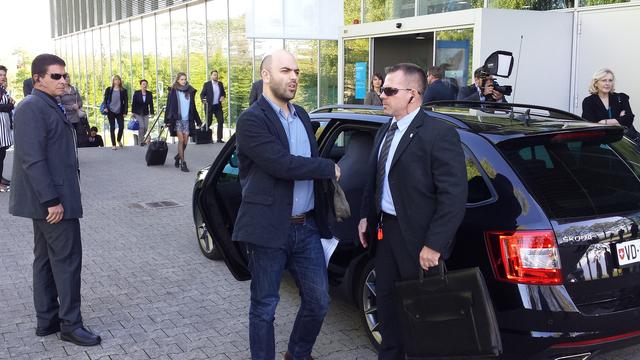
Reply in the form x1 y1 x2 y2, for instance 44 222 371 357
261 49 299 106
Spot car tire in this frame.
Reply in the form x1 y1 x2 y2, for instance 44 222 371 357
356 258 382 350
193 190 222 260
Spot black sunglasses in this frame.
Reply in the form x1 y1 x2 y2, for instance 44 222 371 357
47 73 69 80
381 87 413 96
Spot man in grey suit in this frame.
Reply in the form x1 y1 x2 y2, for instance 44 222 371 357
9 54 101 346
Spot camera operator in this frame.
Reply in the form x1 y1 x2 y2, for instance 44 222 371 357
458 67 508 103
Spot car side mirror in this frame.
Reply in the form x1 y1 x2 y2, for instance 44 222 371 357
483 51 514 78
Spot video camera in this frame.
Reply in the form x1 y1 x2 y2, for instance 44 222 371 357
481 77 513 97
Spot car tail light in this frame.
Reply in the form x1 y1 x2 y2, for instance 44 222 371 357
485 230 563 285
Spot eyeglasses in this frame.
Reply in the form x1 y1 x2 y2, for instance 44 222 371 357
47 73 69 81
381 87 413 96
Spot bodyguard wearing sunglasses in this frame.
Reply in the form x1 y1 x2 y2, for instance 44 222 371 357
358 63 467 359
9 54 101 346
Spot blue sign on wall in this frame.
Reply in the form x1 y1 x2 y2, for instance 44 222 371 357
355 61 367 100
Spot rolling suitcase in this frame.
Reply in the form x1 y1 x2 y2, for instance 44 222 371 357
195 124 213 144
145 108 169 166
394 262 502 359
145 126 168 166
194 105 213 144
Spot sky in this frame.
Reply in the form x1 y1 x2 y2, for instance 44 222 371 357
0 0 53 64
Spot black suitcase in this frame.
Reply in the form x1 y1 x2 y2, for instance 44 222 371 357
195 126 213 144
145 123 168 166
394 262 502 359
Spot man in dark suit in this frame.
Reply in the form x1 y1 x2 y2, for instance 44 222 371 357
358 63 467 359
200 70 226 143
249 79 263 105
23 77 34 97
233 49 340 360
458 67 506 103
9 54 101 346
422 65 456 103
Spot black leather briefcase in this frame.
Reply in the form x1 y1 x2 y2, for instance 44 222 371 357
394 263 502 359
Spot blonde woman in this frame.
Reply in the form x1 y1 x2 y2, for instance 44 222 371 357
582 68 635 128
102 75 128 150
164 72 201 172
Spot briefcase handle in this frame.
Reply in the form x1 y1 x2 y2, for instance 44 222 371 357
419 260 447 283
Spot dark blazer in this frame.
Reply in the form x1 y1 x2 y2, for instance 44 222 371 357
360 110 467 259
200 80 226 108
9 89 82 219
102 87 128 115
232 96 335 248
131 90 155 116
23 78 34 97
249 79 263 105
423 79 457 103
581 92 635 127
164 86 202 134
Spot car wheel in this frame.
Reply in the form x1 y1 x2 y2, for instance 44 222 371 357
193 193 222 260
357 258 382 349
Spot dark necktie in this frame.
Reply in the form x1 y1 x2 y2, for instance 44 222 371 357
375 121 398 214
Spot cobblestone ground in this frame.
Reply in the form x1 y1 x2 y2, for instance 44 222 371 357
1 143 639 360
0 143 376 360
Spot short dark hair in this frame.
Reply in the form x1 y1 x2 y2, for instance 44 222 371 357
90 126 98 132
139 79 148 85
210 70 218 75
0 65 7 72
385 63 427 95
428 66 444 79
31 54 66 77
473 67 486 79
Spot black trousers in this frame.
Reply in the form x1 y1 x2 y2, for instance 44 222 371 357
375 213 420 360
32 219 83 333
0 146 7 179
107 112 125 145
206 104 224 141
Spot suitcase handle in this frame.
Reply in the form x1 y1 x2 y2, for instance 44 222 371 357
419 260 447 283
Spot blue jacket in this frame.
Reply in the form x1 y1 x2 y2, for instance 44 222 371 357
232 96 335 248
423 79 457 103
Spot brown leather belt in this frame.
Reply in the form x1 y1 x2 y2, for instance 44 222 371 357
290 211 312 224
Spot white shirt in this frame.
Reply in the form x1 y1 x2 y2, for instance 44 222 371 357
211 81 221 105
379 107 420 215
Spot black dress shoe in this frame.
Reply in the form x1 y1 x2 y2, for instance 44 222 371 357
217 139 225 143
60 326 101 346
35 322 60 337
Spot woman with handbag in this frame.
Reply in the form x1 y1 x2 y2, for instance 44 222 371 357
60 79 89 147
131 79 155 146
102 75 128 150
164 72 201 172
582 68 636 140
0 65 14 192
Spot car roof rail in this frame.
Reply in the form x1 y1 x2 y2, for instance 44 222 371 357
313 104 385 113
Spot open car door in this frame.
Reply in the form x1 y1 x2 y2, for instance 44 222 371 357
197 135 250 281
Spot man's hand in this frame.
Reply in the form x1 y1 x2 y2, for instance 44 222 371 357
358 218 368 248
482 83 494 96
46 204 64 224
491 90 504 101
599 119 620 125
419 246 440 270
335 163 341 181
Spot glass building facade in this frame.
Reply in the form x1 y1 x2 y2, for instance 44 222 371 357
51 0 339 133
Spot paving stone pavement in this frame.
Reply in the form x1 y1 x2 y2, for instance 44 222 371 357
0 143 376 360
2 143 640 360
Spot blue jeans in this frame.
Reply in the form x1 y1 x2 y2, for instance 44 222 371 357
247 218 330 360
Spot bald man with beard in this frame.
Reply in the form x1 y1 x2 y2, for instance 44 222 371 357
232 49 341 360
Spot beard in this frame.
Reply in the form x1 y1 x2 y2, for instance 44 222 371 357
269 81 296 103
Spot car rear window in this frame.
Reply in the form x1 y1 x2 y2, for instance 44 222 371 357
499 136 640 219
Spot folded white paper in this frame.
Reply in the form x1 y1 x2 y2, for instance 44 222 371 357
321 237 339 267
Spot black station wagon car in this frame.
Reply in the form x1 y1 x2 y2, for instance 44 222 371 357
193 101 640 359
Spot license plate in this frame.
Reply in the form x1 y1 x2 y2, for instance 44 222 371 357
615 239 640 267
